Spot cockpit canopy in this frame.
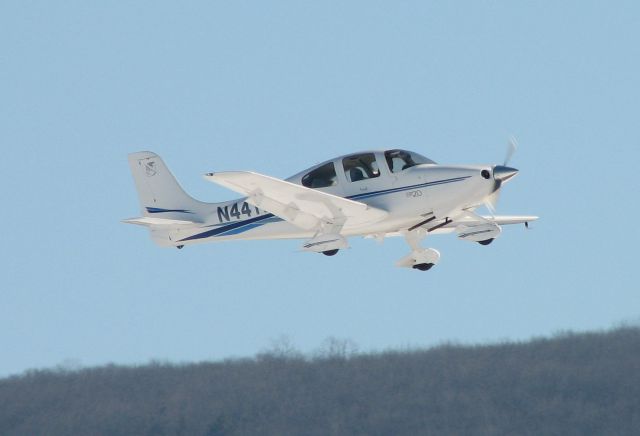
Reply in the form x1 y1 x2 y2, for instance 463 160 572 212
298 149 435 189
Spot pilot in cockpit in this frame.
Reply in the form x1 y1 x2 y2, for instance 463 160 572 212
385 150 414 172
343 153 380 182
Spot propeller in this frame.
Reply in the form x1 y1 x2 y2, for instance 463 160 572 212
504 136 518 166
484 191 499 216
484 137 519 216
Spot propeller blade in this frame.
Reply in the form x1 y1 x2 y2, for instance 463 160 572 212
504 136 518 166
486 136 519 216
484 191 500 217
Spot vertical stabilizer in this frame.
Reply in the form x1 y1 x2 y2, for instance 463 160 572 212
128 151 209 221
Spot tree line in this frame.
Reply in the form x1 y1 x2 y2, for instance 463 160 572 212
1 327 639 435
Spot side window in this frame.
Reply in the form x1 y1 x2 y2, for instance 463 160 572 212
301 162 338 189
343 153 380 182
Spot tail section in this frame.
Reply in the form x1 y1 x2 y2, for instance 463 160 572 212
126 151 217 247
128 151 210 221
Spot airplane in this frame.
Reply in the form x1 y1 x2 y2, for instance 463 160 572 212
123 142 537 271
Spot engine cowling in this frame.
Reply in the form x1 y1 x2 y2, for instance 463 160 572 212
456 223 502 242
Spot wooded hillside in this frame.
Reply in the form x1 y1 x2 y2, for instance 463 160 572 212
1 327 639 435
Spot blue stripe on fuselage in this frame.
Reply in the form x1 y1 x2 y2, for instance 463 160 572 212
178 213 276 241
348 176 471 200
146 207 194 214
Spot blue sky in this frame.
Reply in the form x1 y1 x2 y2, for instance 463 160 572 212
1 1 639 376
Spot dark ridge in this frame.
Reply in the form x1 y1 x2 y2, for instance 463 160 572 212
1 327 639 435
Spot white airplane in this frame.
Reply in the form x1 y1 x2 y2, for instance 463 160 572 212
124 143 537 271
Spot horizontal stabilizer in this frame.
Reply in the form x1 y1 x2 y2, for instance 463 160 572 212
122 217 199 227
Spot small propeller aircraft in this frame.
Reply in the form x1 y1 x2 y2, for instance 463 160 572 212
124 141 537 271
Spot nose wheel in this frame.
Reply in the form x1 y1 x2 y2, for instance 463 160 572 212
396 229 441 271
412 263 435 271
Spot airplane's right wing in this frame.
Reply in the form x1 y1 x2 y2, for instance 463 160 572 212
457 214 539 227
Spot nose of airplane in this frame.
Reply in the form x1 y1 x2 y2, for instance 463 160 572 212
493 165 519 182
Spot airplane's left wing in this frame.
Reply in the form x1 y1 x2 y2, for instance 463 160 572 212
204 171 388 230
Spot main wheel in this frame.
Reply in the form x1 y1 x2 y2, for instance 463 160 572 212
322 249 339 256
412 263 434 271
176 245 185 250
478 239 494 246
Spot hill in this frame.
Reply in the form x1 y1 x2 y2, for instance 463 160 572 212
1 327 639 435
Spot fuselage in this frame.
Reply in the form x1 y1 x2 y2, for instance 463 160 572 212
165 149 497 246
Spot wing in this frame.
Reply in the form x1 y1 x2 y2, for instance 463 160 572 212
395 211 538 238
204 171 388 230
454 214 539 227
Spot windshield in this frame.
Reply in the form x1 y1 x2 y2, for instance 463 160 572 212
384 149 435 173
